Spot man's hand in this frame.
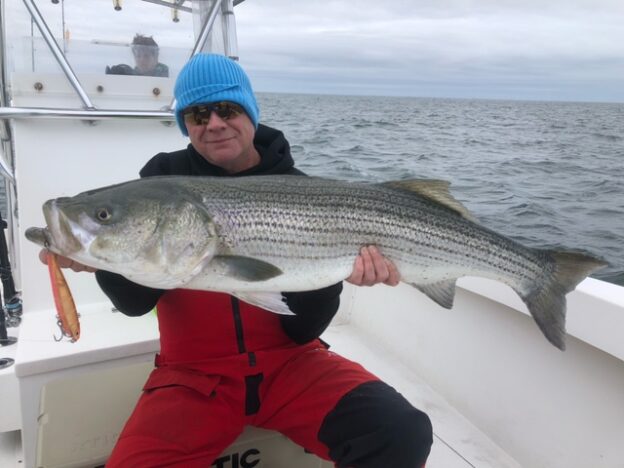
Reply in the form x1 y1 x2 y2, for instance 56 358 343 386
346 246 400 287
38 249 97 273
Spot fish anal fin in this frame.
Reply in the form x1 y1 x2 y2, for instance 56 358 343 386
410 279 457 309
213 255 283 281
382 179 477 222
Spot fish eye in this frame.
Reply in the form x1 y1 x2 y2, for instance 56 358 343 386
96 207 112 223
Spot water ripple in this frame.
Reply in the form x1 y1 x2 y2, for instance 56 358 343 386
259 93 624 286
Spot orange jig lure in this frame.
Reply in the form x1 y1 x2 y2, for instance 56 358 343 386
47 251 80 342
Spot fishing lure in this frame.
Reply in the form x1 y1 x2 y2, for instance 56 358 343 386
46 251 80 342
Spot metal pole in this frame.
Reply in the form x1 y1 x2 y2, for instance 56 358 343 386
0 106 174 184
21 0 95 109
168 0 221 111
0 0 19 296
0 106 174 121
0 144 13 183
221 0 238 60
61 0 67 54
0 0 12 143
191 1 222 59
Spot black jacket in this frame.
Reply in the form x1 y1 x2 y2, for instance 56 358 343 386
96 124 342 344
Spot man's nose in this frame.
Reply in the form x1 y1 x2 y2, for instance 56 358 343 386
204 111 227 129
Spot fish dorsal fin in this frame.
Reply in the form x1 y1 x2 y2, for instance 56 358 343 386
382 179 477 222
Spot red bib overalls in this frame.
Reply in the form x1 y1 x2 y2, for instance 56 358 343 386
106 289 379 467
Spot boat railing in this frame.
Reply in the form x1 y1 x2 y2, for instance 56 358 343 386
0 107 175 122
0 0 238 179
21 0 95 110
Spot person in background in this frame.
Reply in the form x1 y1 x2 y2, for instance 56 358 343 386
105 34 169 77
42 54 433 468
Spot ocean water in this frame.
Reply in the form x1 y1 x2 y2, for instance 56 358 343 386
1 94 622 286
259 93 624 286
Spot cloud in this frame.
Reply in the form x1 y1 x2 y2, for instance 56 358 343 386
6 0 623 102
235 0 624 101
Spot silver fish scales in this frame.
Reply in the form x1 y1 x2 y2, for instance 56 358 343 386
26 175 607 350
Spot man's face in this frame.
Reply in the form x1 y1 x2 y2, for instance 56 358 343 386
133 46 158 74
184 102 258 174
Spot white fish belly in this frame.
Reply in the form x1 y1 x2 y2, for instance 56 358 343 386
184 257 355 292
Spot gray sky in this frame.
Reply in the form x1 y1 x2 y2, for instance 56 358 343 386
233 0 624 102
8 0 624 103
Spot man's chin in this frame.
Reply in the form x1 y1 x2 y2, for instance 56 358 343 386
202 142 240 158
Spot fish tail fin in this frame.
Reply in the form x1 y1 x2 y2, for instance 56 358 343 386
519 251 607 351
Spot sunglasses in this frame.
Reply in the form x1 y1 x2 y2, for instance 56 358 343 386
182 102 245 126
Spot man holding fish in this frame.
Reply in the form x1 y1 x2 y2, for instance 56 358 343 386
39 54 433 468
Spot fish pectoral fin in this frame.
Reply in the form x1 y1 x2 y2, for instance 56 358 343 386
231 292 295 315
411 280 457 309
213 255 283 281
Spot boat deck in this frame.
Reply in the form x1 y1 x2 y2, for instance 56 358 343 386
0 316 521 467
322 324 521 468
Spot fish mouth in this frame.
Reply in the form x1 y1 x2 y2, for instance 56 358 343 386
38 199 85 255
24 202 81 256
25 226 53 248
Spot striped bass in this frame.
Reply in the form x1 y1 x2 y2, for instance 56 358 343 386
25 175 607 350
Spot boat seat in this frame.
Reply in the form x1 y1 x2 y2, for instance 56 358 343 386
29 326 522 468
33 361 331 468
15 305 521 467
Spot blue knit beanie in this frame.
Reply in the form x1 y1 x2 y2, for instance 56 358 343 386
174 53 259 135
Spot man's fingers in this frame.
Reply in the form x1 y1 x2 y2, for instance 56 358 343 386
384 258 401 286
367 246 390 281
359 246 378 286
346 255 364 285
38 249 49 265
38 249 96 273
347 246 400 287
